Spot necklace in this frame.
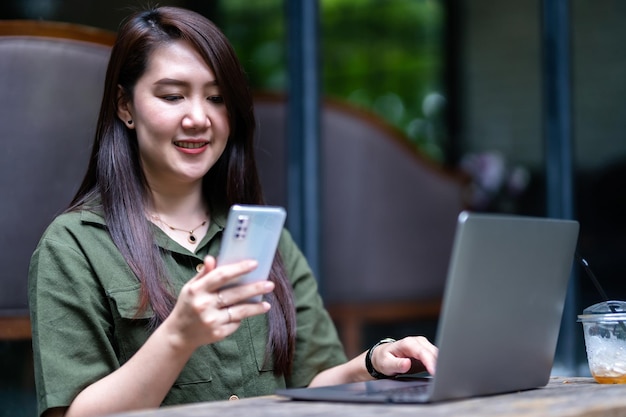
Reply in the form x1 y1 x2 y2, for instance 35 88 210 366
152 215 207 244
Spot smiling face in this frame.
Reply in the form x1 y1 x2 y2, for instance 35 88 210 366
117 40 230 191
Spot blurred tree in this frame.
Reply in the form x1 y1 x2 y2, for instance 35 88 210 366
321 0 446 160
218 0 287 90
219 0 446 159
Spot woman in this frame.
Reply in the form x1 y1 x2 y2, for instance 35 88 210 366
28 6 437 417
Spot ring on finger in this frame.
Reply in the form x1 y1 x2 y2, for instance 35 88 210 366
216 291 226 308
226 306 233 323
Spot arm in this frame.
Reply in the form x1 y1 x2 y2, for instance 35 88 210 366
70 255 272 416
309 336 438 387
277 229 437 388
54 320 196 417
39 255 274 417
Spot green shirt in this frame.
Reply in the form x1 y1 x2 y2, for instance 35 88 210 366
28 208 347 415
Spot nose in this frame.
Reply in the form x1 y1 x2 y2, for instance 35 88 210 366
182 98 210 130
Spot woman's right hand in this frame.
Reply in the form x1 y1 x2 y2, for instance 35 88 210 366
58 256 273 417
163 255 274 351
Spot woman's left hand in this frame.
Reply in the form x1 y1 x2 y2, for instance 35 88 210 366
371 336 438 377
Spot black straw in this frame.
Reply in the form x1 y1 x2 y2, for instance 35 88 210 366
575 252 626 332
575 252 611 303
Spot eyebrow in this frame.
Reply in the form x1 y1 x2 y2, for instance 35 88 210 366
153 78 219 87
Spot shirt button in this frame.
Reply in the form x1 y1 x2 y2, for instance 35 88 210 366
196 264 204 273
229 395 239 401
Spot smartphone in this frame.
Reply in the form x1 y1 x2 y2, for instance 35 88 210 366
217 204 287 302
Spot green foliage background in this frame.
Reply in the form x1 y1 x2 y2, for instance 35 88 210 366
218 0 446 160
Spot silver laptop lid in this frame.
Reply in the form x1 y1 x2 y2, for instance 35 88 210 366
429 211 579 401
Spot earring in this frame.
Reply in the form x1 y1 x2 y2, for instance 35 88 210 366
127 120 133 125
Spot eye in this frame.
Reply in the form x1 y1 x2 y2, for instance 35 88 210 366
208 95 224 104
161 95 183 102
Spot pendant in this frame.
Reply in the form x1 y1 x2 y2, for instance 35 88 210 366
188 233 197 244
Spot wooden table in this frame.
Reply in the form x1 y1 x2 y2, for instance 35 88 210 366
106 377 626 417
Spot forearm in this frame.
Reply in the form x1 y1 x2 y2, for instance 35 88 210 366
308 351 371 387
65 320 195 417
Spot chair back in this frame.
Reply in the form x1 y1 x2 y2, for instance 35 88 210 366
254 93 468 356
0 20 115 339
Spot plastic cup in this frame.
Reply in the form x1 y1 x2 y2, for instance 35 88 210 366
578 301 626 384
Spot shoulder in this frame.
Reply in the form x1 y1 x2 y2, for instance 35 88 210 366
277 229 309 279
277 228 297 253
46 209 84 228
278 228 312 262
32 207 113 267
37 208 106 245
276 229 323 298
29 207 134 292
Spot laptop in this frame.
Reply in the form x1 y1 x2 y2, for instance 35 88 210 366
277 211 579 403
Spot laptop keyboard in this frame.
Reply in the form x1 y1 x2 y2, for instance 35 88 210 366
358 381 431 403
386 383 430 403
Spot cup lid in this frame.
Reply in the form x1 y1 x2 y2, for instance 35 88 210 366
577 300 626 322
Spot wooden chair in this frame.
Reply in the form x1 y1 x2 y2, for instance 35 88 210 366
0 20 115 340
254 93 469 357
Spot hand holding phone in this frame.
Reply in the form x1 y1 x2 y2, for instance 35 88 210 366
217 205 286 302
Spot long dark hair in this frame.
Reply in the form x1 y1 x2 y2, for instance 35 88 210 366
69 6 296 376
